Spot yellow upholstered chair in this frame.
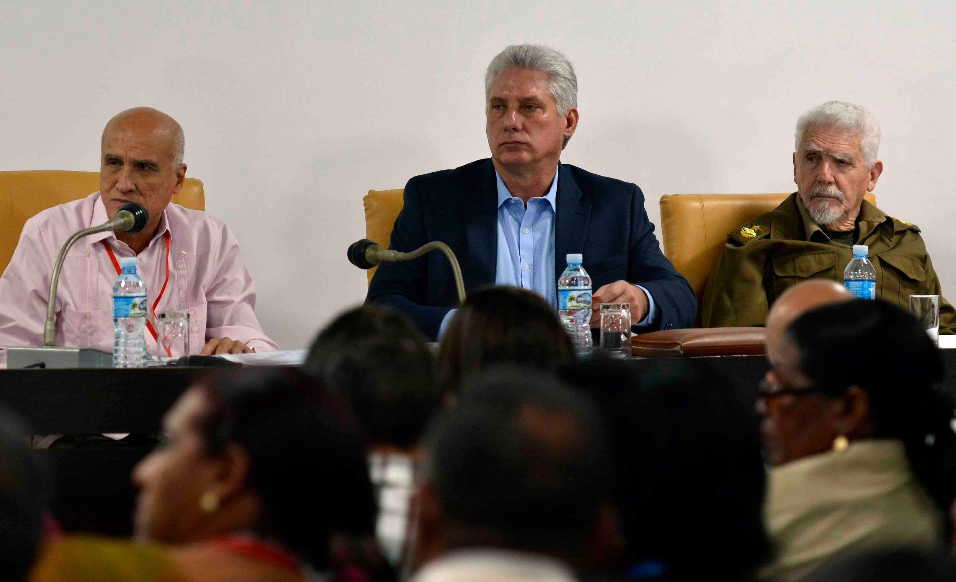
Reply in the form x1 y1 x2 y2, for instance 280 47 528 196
0 170 205 276
659 192 876 305
362 188 405 284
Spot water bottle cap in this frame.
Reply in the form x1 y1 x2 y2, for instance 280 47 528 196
852 244 869 257
119 257 137 268
566 253 583 264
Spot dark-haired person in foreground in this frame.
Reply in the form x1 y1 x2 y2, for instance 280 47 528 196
561 358 770 582
132 368 376 582
303 304 440 567
367 44 695 340
437 286 573 398
304 304 440 448
410 368 614 581
0 407 50 582
759 300 956 581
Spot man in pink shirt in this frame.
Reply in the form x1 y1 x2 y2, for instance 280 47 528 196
0 107 276 361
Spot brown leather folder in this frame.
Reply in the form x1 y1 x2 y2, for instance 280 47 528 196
631 327 766 357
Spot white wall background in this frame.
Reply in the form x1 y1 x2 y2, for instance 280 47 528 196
2 1 954 349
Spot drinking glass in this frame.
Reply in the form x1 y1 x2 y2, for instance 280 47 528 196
157 311 190 360
599 303 631 358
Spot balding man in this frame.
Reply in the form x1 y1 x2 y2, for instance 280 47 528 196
0 107 276 360
702 101 955 333
765 279 852 358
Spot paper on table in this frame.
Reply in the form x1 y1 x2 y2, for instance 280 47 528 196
217 349 307 366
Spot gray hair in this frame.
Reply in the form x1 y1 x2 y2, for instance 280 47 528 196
795 101 881 166
485 45 578 116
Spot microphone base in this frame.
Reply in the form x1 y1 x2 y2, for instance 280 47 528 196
6 347 113 369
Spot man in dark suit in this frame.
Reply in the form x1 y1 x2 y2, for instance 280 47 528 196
368 45 695 340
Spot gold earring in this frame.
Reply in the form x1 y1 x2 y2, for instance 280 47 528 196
199 491 220 514
833 435 849 453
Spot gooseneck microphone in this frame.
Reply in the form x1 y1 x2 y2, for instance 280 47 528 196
43 203 150 346
347 238 466 305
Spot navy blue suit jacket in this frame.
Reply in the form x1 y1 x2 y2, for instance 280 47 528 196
367 159 696 339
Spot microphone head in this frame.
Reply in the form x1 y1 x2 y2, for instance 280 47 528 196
116 203 149 233
347 239 379 269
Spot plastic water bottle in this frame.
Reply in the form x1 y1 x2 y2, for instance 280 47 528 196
113 257 148 368
844 244 876 300
558 253 592 355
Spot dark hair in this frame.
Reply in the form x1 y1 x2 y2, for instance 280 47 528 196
303 304 439 447
193 368 376 569
788 299 956 511
560 358 771 581
0 406 49 582
437 286 574 395
424 367 610 556
805 547 956 582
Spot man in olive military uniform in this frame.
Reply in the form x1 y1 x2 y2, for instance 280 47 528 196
701 100 955 332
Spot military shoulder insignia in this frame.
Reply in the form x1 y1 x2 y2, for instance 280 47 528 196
740 225 762 239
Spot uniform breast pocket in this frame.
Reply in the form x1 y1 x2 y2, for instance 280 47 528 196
770 251 838 299
878 254 927 305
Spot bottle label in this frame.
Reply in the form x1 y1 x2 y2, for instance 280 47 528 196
558 288 592 311
113 295 147 318
844 280 876 300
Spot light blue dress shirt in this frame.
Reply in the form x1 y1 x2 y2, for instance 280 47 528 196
493 169 558 306
438 167 655 338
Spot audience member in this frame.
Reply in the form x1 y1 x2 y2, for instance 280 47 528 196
303 304 439 448
303 304 439 569
760 300 956 581
132 368 376 582
764 279 852 355
0 406 50 582
561 358 770 581
437 286 573 397
411 367 613 581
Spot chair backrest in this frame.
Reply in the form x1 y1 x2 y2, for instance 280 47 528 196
0 170 205 276
363 188 405 284
659 192 876 304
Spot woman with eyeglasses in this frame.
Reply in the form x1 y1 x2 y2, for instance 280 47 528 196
758 299 956 582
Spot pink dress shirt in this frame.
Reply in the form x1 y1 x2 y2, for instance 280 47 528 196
0 192 277 364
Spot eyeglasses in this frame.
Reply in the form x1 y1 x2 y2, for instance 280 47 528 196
756 377 825 402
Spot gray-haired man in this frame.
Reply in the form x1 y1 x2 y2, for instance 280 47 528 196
702 100 955 332
368 44 695 339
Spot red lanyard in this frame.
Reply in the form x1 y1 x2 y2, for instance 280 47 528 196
102 231 171 343
209 534 302 574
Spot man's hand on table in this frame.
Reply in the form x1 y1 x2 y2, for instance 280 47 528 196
200 337 254 355
592 280 649 327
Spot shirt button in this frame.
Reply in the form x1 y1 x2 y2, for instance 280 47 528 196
522 228 530 234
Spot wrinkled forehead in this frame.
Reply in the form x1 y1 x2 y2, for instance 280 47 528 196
102 124 178 161
798 124 865 156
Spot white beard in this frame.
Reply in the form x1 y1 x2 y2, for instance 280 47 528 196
805 185 846 226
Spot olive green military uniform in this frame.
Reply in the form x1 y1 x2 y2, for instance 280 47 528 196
700 193 955 333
